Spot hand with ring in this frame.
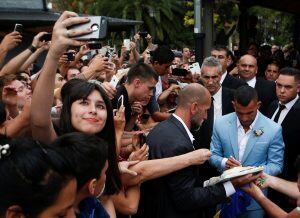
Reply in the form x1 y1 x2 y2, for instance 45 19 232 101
48 11 92 60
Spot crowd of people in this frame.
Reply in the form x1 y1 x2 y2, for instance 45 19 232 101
0 11 299 218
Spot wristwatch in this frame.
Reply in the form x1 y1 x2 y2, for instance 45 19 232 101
28 44 37 53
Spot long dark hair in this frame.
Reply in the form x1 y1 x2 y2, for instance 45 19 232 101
0 138 74 217
60 79 121 194
50 132 108 191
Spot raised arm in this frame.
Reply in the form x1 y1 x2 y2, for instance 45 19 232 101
0 100 31 138
122 148 211 186
241 183 298 218
19 42 49 72
0 31 22 68
76 55 111 80
31 11 91 143
0 32 46 76
259 173 299 200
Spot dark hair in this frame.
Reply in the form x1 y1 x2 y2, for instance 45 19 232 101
59 79 121 194
295 155 300 174
234 85 258 106
0 101 6 125
267 59 280 69
211 45 230 57
50 132 108 190
127 62 158 84
150 45 174 65
279 67 300 83
0 138 74 217
16 72 29 84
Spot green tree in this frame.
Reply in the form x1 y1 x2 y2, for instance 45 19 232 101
249 6 294 46
51 0 191 47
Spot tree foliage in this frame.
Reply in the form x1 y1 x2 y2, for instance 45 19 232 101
51 0 193 47
248 6 295 46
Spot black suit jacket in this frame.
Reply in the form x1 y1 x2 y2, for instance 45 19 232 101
192 88 235 183
255 77 277 115
193 87 235 149
267 98 300 180
137 115 227 218
222 73 247 90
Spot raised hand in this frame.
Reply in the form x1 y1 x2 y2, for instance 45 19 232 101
49 11 92 59
31 32 48 49
0 31 22 51
128 143 149 161
2 85 18 106
100 82 116 99
131 101 143 116
89 55 112 72
114 105 125 132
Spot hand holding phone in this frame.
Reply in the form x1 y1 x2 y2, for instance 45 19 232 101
14 24 23 34
64 51 76 61
68 16 108 41
172 68 188 77
123 39 130 51
110 75 119 88
139 31 148 38
117 95 124 109
40 33 52 42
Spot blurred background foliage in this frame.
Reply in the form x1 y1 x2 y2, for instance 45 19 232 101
50 0 295 49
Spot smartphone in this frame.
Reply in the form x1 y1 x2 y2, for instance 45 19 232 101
168 79 178 85
172 68 188 77
14 23 23 34
139 31 148 37
64 51 76 61
117 95 124 109
110 75 119 88
69 16 108 41
88 41 102 50
123 39 130 51
40 33 52 42
189 62 201 75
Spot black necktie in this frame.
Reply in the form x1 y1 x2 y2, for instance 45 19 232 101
192 140 200 149
207 97 214 129
273 104 286 123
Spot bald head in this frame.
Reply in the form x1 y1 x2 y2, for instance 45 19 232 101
239 54 257 65
238 54 258 81
177 83 210 108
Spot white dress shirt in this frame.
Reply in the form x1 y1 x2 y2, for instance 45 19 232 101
271 95 299 125
213 87 223 122
155 76 162 100
221 112 259 166
220 71 227 84
172 113 195 146
236 112 259 162
246 76 257 88
172 114 236 197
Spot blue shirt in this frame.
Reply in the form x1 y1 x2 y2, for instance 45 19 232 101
77 197 110 218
